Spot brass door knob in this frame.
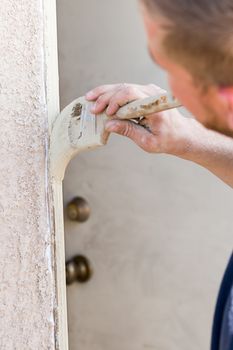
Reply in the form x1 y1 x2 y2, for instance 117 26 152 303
66 255 93 285
66 197 90 222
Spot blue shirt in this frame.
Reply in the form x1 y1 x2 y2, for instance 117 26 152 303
211 253 233 350
219 286 233 349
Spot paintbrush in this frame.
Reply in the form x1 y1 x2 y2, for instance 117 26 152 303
70 93 181 145
50 93 181 179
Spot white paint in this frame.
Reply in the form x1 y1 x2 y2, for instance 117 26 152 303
50 181 68 350
43 0 60 129
50 97 108 181
43 0 69 348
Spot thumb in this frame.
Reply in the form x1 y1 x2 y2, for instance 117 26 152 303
105 119 154 151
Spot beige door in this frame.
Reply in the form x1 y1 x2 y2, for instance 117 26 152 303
57 1 233 349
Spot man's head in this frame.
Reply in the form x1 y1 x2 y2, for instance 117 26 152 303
140 0 233 136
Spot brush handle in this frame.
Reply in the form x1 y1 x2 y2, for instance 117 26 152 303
115 94 181 120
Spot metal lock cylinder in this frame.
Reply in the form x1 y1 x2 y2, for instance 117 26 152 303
66 197 90 222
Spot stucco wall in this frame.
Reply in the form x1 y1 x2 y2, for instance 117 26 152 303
0 0 55 348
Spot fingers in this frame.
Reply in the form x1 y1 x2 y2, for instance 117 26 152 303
86 83 148 115
86 83 166 101
85 84 115 101
105 87 147 115
85 83 168 117
105 119 156 152
90 91 116 114
86 84 124 114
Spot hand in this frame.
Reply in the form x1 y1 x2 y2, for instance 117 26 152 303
85 83 194 156
86 83 233 187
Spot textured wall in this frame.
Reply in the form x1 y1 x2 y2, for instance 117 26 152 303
0 0 55 348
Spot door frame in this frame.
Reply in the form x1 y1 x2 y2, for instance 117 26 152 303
44 1 69 348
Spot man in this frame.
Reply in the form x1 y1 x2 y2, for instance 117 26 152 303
86 0 233 349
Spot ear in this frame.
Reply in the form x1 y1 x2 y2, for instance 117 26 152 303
219 87 233 129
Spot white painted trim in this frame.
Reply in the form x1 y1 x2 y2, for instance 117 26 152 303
51 181 69 350
43 0 60 130
43 1 69 349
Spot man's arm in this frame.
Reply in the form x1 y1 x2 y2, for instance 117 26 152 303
86 83 233 187
179 118 233 187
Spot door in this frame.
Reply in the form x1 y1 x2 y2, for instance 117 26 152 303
57 1 233 349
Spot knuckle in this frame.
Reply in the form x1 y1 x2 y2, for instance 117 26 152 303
128 85 137 95
124 85 138 100
119 84 132 96
122 122 133 137
117 84 141 101
108 101 118 110
97 94 108 103
124 85 132 95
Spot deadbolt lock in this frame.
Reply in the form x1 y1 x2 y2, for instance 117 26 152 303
66 255 93 285
66 196 91 222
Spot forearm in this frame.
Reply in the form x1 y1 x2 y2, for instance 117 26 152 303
178 119 233 187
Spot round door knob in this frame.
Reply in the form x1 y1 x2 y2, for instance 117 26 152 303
66 197 90 222
66 255 93 285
